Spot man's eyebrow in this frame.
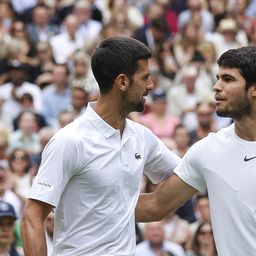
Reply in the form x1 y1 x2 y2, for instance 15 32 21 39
217 74 236 80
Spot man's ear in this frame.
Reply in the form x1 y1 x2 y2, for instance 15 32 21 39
116 74 129 91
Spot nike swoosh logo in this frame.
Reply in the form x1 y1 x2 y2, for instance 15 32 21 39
244 155 256 162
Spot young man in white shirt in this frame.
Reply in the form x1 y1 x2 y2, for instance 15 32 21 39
136 46 256 256
20 36 181 256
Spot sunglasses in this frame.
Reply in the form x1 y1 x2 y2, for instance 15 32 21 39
199 230 213 236
11 156 27 161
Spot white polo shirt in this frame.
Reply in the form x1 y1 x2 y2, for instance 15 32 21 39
174 124 256 256
29 102 180 256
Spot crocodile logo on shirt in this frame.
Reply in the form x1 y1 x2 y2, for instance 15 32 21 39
135 153 141 159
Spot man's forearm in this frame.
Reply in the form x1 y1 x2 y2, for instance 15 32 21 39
21 218 47 256
135 192 163 222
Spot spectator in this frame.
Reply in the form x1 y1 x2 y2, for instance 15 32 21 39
167 65 207 131
162 212 192 250
8 20 38 70
172 124 190 158
0 165 23 219
231 0 256 45
50 14 83 64
41 64 71 128
173 22 203 67
189 102 217 145
178 0 215 33
0 60 42 121
205 18 247 58
140 88 180 140
190 194 211 235
68 50 99 97
8 110 41 156
30 126 55 173
56 110 73 130
26 4 59 44
8 148 34 203
72 0 102 44
69 85 90 120
102 0 144 32
133 17 170 55
12 93 47 131
0 201 20 256
135 221 185 256
186 221 217 256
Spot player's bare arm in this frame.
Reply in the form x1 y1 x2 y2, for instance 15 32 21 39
21 199 53 256
136 174 198 222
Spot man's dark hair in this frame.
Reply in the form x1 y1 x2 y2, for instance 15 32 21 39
91 36 151 94
217 47 256 89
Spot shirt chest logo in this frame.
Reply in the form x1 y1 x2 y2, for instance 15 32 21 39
135 153 141 159
244 155 256 162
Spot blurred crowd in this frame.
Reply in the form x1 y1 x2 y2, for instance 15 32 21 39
0 0 255 255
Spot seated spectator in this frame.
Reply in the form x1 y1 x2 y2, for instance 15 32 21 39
0 165 23 219
13 93 48 131
8 148 34 203
68 84 90 120
162 212 192 251
189 102 217 145
190 194 211 235
172 124 190 158
172 22 203 67
26 4 59 44
0 60 42 122
205 18 247 59
72 0 102 45
135 221 185 256
140 88 180 140
30 126 55 172
102 0 144 32
186 221 217 256
42 64 71 128
178 0 215 33
50 14 83 64
167 65 208 131
69 50 99 98
133 17 170 55
0 201 20 256
8 110 41 156
56 110 73 130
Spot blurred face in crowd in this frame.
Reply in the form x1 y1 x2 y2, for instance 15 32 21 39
0 217 15 246
144 222 165 246
18 111 37 135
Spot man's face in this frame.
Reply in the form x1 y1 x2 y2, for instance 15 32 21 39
0 217 15 246
213 67 252 120
122 59 154 113
145 222 165 246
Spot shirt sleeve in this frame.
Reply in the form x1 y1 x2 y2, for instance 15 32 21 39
174 140 207 193
143 129 181 184
28 130 80 207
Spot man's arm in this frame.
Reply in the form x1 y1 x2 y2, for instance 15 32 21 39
21 199 53 256
136 174 198 222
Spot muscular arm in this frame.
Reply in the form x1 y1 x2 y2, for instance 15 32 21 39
136 174 198 222
21 199 53 256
